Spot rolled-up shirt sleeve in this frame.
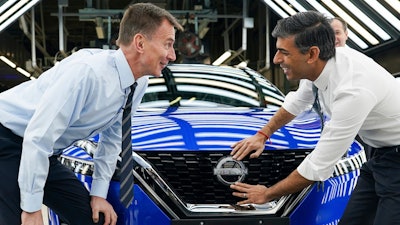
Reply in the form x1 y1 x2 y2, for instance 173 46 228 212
283 80 314 116
297 87 377 181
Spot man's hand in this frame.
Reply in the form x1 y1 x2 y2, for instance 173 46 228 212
231 170 315 206
230 182 270 205
230 133 266 160
91 196 117 225
21 210 43 225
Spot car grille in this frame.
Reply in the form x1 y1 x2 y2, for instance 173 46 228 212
136 150 311 204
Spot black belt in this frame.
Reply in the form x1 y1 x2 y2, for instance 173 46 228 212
371 145 400 155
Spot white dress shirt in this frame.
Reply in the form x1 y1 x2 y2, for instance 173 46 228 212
283 47 400 181
0 48 148 212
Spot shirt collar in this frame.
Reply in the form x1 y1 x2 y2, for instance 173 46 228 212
115 49 135 90
313 58 335 92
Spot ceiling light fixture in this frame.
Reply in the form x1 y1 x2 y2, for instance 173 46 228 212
16 67 31 77
236 60 249 68
286 0 307 12
212 50 233 66
95 17 105 39
0 0 29 24
0 0 40 32
0 0 18 14
322 0 379 45
262 0 289 18
338 0 390 41
307 0 334 16
0 56 17 68
346 30 369 49
366 0 400 32
385 0 400 14
307 0 368 49
266 0 369 49
273 0 297 16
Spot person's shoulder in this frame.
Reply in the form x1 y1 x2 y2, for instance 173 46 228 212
336 46 370 61
336 46 355 54
68 48 117 60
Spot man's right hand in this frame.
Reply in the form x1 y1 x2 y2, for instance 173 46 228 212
230 133 266 160
21 210 43 225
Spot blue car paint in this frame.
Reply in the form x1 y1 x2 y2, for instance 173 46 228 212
49 107 363 225
48 64 365 225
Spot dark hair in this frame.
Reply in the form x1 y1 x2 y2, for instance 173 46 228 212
116 3 183 46
272 11 335 61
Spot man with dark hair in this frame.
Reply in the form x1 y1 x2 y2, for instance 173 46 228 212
0 3 182 225
230 11 400 224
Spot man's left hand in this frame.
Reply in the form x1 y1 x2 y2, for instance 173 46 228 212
230 182 270 205
90 196 117 225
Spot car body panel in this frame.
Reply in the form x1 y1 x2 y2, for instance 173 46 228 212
49 64 366 225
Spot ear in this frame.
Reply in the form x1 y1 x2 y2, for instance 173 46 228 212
133 34 145 53
307 46 320 64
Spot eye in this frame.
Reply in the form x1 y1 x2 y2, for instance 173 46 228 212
279 50 289 56
165 41 173 50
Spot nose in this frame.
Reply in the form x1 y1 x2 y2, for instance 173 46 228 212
273 51 282 65
167 48 176 61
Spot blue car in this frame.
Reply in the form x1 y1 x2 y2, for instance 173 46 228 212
49 64 366 225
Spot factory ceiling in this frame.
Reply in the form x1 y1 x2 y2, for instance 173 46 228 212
0 0 399 92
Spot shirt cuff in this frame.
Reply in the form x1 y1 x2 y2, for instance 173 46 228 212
20 191 44 213
297 155 334 181
90 179 110 199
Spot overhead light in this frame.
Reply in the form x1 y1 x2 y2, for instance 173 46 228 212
95 26 105 39
286 0 307 12
306 1 369 48
347 30 369 49
0 0 29 24
307 0 335 17
236 60 249 68
198 19 210 39
95 17 105 39
0 0 40 32
263 0 289 18
338 0 390 41
0 0 18 14
265 0 369 49
365 0 400 32
385 0 400 14
0 56 17 68
274 0 297 16
323 0 379 45
16 67 31 77
212 50 233 66
0 55 32 78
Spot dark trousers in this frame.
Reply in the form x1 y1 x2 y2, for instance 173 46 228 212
0 123 103 225
339 146 400 225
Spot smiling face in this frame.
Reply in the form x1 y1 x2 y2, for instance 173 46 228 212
273 36 313 81
140 19 177 77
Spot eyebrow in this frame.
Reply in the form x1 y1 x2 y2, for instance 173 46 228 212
276 48 289 52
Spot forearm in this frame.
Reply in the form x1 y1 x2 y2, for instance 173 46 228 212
261 107 296 137
267 169 314 200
